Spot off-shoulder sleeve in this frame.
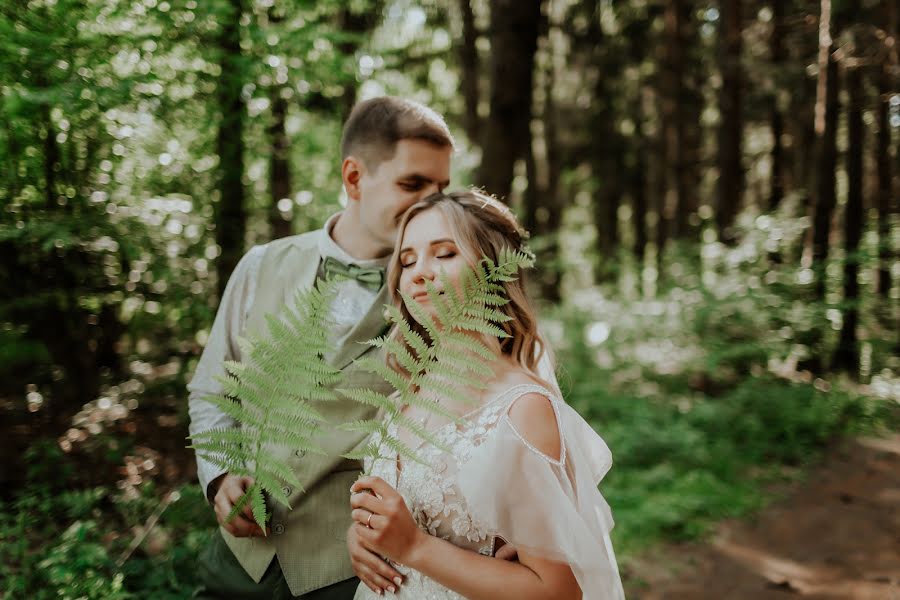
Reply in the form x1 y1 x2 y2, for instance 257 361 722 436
456 394 625 600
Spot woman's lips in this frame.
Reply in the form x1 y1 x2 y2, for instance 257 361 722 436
412 290 442 302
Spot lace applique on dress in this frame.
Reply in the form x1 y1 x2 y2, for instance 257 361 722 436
353 384 557 600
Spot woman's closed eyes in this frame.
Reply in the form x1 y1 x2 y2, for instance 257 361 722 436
400 251 457 269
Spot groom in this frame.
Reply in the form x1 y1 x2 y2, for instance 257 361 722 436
188 96 454 599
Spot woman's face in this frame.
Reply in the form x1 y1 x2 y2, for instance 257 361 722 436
397 208 469 322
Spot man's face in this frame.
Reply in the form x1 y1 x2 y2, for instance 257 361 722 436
355 138 452 251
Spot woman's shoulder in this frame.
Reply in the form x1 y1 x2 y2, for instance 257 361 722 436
498 370 563 463
494 366 557 400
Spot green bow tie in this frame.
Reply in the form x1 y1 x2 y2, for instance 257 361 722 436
321 256 384 291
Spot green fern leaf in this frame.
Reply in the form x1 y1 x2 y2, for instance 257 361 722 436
340 250 533 474
189 281 342 531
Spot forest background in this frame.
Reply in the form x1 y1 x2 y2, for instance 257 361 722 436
1 0 898 597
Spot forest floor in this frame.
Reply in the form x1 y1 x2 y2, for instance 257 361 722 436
625 434 900 599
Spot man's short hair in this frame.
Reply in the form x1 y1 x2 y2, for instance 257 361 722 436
340 97 454 172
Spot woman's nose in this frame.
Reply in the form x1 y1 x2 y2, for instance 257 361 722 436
413 258 435 283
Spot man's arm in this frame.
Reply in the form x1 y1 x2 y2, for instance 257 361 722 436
187 245 264 500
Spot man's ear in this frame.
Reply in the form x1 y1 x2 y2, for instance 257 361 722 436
342 157 364 201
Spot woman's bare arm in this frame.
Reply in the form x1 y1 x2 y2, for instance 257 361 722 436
349 392 580 600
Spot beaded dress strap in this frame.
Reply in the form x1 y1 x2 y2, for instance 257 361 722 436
499 384 566 467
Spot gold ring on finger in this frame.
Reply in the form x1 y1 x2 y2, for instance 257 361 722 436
366 512 374 529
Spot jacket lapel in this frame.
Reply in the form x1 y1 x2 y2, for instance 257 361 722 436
280 245 322 311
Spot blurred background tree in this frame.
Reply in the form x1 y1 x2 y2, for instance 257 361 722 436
1 0 898 596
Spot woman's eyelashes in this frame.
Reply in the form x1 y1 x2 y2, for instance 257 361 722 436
399 250 456 269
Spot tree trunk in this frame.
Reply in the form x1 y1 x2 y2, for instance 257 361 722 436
336 5 382 121
659 0 683 249
476 0 543 201
632 107 649 293
42 104 58 208
540 58 562 303
768 0 785 211
654 82 670 282
588 1 623 283
458 0 480 144
716 0 744 243
833 61 864 375
215 0 247 299
268 87 292 240
876 72 892 297
811 0 839 305
876 0 896 298
523 20 562 303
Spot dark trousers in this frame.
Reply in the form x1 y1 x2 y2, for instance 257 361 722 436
195 531 360 600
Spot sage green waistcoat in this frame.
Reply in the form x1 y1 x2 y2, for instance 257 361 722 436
220 231 394 596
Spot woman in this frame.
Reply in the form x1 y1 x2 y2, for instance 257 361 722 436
348 191 624 600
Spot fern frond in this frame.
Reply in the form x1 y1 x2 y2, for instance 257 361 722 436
402 290 440 340
189 281 342 531
225 483 256 526
341 250 533 475
386 305 429 357
250 485 267 533
338 388 398 415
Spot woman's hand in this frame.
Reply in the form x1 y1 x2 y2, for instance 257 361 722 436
350 476 426 566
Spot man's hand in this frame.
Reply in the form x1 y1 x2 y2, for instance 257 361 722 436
347 521 405 596
494 539 518 561
212 474 268 537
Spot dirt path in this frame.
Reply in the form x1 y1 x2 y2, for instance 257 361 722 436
627 435 900 599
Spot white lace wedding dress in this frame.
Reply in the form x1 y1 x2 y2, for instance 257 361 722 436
353 383 625 600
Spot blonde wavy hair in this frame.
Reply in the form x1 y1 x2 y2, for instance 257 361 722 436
386 190 547 377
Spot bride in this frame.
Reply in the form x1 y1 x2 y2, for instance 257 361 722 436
347 191 625 600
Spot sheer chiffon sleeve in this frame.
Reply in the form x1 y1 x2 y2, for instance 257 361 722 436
456 393 625 600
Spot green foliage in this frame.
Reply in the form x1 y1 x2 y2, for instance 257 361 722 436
39 521 129 600
189 282 341 529
0 467 214 599
552 282 896 558
341 248 535 467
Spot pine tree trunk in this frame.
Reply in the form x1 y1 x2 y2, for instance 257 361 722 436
541 65 563 303
654 84 670 283
589 3 623 283
632 109 649 292
476 0 543 201
833 62 863 375
876 0 896 298
523 23 562 303
42 103 58 208
215 0 247 299
268 88 292 240
716 0 744 244
659 0 684 248
458 0 480 145
876 71 892 297
768 0 785 211
337 5 381 121
811 0 839 305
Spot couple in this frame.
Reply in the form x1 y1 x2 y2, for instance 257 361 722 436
188 97 624 599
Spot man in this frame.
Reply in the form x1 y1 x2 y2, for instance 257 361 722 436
188 96 454 599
